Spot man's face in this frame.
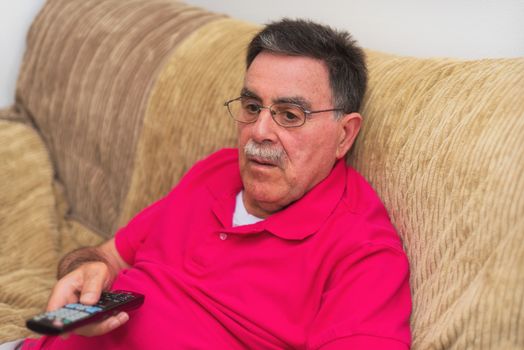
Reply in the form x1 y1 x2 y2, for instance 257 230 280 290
238 52 357 218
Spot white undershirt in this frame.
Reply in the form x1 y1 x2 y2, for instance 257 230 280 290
232 191 264 227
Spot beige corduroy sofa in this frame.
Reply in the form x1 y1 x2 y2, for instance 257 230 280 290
1 0 523 348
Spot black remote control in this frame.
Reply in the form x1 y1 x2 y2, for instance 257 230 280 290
26 290 145 335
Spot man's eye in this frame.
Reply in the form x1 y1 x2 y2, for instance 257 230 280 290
244 103 260 114
283 112 299 121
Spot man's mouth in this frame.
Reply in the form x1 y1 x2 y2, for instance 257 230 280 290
248 156 278 167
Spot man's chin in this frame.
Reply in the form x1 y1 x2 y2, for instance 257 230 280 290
242 183 293 216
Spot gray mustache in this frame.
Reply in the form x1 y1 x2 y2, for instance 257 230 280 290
244 140 285 166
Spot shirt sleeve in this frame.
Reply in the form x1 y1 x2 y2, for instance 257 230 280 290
114 197 167 266
307 242 412 350
114 149 238 266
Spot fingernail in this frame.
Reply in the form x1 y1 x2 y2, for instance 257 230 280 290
118 312 129 323
108 313 129 329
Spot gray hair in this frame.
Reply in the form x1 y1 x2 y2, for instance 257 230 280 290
247 19 367 118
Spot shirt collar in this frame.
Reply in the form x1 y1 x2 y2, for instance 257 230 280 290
207 154 347 241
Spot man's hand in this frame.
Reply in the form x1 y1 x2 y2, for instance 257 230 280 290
47 261 112 311
46 239 130 337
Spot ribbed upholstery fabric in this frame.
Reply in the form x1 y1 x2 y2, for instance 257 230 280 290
1 0 523 347
16 0 222 236
351 53 524 349
0 119 103 341
0 120 58 341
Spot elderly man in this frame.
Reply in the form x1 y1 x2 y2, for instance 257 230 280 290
21 19 411 350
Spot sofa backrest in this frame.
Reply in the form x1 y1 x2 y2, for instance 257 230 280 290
352 52 524 349
14 0 524 348
16 0 224 234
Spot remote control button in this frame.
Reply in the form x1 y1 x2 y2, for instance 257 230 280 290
85 306 103 313
68 313 89 321
65 303 85 311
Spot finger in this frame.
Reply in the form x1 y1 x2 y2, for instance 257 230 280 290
79 263 109 305
46 274 83 311
74 312 129 337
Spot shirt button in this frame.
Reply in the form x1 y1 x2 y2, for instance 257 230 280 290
219 233 228 241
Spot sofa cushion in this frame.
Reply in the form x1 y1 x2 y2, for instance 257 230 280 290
351 53 524 349
15 0 223 237
0 119 59 341
0 118 104 342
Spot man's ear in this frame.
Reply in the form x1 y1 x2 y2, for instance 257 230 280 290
335 112 362 159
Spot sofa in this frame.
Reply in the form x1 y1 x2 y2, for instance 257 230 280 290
1 0 523 348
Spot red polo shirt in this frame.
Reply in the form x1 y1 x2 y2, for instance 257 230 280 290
23 148 411 349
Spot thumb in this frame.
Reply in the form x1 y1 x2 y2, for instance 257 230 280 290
79 262 111 305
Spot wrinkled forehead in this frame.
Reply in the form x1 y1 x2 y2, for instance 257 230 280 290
242 52 333 108
240 87 313 110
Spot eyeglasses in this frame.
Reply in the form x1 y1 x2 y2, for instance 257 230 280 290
224 96 345 128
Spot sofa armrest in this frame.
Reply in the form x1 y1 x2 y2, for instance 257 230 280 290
0 119 60 341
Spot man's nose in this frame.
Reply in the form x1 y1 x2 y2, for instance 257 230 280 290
251 108 278 143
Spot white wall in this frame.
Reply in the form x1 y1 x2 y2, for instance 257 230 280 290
0 0 522 108
184 0 523 59
0 0 46 108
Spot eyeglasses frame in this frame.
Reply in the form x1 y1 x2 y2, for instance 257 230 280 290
224 96 346 128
